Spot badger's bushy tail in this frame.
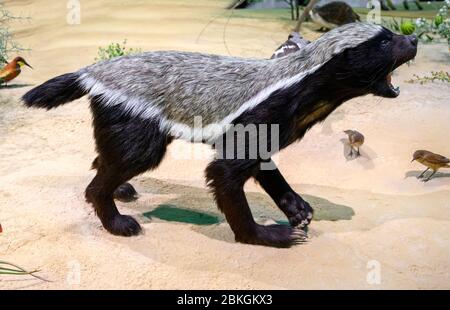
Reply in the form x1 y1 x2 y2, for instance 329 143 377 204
22 72 86 109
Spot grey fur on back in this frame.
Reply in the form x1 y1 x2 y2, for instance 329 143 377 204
78 23 382 142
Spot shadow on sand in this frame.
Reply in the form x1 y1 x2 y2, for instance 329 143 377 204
139 178 354 224
404 170 450 180
0 83 33 90
339 138 377 169
144 204 220 225
137 177 354 241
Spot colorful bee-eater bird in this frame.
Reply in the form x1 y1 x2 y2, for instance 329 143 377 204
0 56 33 85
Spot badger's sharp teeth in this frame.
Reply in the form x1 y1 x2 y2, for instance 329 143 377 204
386 71 400 95
392 86 400 95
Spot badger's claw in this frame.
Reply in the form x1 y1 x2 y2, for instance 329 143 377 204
279 192 314 228
235 224 308 247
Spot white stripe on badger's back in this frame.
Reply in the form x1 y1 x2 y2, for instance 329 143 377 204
78 23 383 142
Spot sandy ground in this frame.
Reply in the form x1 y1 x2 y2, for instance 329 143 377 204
1 0 450 289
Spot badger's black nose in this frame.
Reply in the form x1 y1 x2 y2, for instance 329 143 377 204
408 34 418 47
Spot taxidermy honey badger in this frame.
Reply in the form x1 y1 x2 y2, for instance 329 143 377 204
23 23 417 247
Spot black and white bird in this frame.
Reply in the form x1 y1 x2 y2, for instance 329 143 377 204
271 32 310 59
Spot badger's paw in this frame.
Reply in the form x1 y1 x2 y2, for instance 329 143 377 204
279 192 314 228
235 224 307 248
104 214 142 237
113 183 139 202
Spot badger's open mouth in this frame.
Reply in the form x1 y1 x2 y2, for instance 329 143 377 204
372 33 417 98
374 70 401 98
386 71 400 96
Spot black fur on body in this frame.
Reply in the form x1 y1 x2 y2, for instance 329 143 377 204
22 26 417 247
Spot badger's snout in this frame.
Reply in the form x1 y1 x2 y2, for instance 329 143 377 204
372 33 418 98
407 34 418 47
394 34 418 66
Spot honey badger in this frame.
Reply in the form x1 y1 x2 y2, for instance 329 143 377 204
23 23 417 247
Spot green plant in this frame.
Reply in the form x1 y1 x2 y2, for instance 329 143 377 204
0 3 28 63
414 1 450 46
435 14 444 27
0 260 50 281
400 20 415 35
95 40 141 61
383 17 401 33
406 70 450 84
381 2 450 48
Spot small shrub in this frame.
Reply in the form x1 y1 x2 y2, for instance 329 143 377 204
414 2 450 47
406 70 450 84
0 3 28 63
95 40 141 61
383 18 401 33
382 1 450 48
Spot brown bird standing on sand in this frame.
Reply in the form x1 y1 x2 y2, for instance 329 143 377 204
411 150 450 182
0 56 33 85
344 130 364 157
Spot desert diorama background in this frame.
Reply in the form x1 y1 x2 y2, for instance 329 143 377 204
0 0 449 289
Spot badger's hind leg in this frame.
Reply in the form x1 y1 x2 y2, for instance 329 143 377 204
91 156 138 202
86 165 142 236
85 98 170 236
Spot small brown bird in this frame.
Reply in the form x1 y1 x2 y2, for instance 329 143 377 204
411 150 450 182
344 130 364 157
309 1 360 31
0 56 33 85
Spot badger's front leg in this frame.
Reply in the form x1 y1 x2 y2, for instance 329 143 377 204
255 160 313 228
206 159 306 247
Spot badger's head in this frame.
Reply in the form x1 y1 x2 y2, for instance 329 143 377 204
301 23 418 99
